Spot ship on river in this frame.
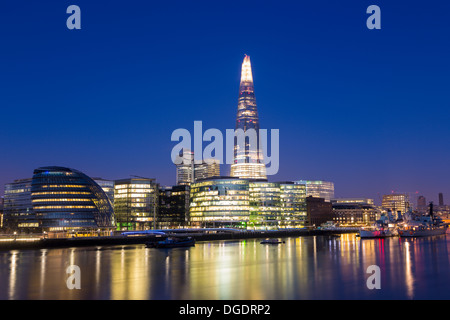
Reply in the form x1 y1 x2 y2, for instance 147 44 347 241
359 211 398 238
398 203 448 237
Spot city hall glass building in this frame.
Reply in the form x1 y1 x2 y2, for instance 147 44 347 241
31 166 115 232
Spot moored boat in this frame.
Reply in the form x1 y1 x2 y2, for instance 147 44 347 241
360 228 397 238
260 238 285 244
359 211 398 239
398 203 448 238
398 224 447 237
146 236 195 248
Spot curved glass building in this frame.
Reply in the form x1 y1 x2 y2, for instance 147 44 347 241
31 166 115 232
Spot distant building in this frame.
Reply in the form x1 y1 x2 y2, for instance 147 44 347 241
331 198 374 205
306 196 334 227
295 180 334 202
417 195 426 207
194 159 220 182
3 178 35 231
382 193 410 214
176 150 195 185
439 193 444 206
114 178 159 230
175 149 221 185
417 195 427 214
331 199 381 226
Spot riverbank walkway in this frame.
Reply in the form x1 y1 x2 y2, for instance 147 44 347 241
0 227 359 251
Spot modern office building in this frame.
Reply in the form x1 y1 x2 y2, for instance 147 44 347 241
158 185 190 228
189 177 307 229
31 166 115 233
439 193 444 206
295 180 335 202
249 181 281 229
114 177 159 230
190 177 250 228
230 55 267 180
279 182 308 228
382 193 410 214
3 178 36 231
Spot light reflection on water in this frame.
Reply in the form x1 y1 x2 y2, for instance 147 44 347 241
0 234 449 300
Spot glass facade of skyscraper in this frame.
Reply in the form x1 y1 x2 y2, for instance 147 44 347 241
230 55 267 180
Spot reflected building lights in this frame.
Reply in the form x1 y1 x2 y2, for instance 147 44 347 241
39 249 47 299
8 251 18 300
404 241 414 299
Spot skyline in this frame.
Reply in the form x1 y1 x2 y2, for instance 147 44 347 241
1 0 450 205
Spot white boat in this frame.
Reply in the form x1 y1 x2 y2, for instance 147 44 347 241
398 203 448 237
359 212 398 239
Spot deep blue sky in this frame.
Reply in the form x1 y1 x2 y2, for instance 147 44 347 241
1 0 450 205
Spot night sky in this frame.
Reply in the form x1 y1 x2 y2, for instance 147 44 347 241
1 0 450 205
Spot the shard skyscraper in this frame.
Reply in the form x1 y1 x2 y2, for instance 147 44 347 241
230 55 267 179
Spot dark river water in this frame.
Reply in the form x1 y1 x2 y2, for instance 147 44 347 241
1 233 449 300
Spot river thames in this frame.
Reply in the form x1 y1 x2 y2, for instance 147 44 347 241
1 233 449 300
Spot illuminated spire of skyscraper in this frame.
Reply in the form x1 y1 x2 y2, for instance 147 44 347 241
230 55 267 179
